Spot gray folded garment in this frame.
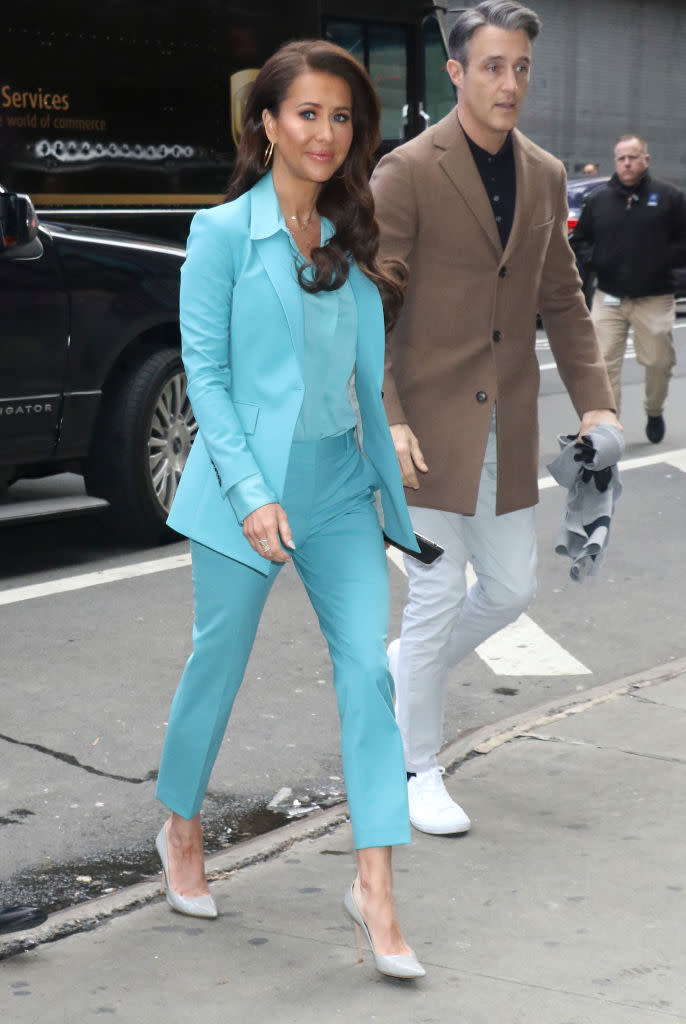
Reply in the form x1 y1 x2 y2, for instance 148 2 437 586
546 424 624 582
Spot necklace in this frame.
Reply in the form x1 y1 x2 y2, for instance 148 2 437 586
288 210 317 232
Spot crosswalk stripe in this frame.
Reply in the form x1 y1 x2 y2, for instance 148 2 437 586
386 548 591 677
389 446 686 677
539 446 686 489
388 447 685 676
465 565 591 676
1 446 684 638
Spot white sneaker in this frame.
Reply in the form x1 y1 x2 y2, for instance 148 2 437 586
408 767 471 835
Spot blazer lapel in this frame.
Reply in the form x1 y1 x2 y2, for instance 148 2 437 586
254 235 305 373
349 263 385 389
250 176 305 375
435 113 502 256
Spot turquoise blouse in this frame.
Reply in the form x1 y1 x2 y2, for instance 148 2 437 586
228 209 358 523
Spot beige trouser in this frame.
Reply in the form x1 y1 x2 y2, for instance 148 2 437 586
591 290 676 416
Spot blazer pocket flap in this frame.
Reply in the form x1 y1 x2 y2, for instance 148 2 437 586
233 401 259 434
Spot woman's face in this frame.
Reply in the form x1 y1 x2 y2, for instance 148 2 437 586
263 70 354 186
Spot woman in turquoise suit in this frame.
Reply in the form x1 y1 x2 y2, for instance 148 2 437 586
155 40 425 980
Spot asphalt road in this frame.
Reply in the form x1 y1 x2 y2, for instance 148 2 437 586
2 317 686 914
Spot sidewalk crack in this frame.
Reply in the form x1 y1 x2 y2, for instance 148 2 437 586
522 732 686 765
629 692 686 712
0 732 157 784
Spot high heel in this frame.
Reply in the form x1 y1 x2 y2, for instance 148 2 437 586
155 823 217 919
343 883 425 979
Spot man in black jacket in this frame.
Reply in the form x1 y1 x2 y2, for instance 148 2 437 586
572 134 686 442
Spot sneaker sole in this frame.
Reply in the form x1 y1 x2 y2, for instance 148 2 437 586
410 817 471 836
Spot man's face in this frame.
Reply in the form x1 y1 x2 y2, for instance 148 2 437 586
447 25 532 152
614 138 650 188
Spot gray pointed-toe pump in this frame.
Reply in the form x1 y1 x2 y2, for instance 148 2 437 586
343 882 425 979
155 823 217 919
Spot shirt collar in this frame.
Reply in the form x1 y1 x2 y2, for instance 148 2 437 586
249 170 334 243
462 125 513 166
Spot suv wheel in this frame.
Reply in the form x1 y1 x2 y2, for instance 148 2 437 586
85 349 197 543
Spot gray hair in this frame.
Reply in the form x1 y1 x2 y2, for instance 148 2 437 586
448 1 542 65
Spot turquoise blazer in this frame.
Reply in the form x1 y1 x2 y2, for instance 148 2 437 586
167 172 418 575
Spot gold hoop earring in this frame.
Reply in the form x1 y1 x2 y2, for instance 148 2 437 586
264 140 274 166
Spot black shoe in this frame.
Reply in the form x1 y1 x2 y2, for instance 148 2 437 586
0 905 48 935
646 415 665 444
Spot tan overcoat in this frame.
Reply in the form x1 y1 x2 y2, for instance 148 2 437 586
371 111 614 516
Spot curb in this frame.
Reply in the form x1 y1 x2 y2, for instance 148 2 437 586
440 655 686 767
0 805 351 960
3 656 683 959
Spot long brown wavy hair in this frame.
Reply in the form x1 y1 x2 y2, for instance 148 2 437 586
225 39 406 329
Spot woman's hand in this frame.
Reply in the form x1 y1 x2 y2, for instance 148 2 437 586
243 503 295 563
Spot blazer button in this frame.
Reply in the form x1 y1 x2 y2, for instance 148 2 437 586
476 391 488 403
499 266 507 278
492 330 502 342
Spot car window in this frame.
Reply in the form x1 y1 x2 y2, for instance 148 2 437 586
567 178 609 209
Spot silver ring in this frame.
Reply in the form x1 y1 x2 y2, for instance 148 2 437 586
258 538 270 552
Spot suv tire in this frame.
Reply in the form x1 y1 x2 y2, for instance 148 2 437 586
85 349 196 543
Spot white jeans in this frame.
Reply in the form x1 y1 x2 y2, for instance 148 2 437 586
395 422 537 773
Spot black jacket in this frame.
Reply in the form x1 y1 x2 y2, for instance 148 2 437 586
571 171 686 298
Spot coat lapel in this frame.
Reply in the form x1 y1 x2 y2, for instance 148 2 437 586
435 117 545 266
435 113 502 257
501 129 539 264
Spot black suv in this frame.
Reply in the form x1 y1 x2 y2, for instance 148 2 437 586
0 188 195 542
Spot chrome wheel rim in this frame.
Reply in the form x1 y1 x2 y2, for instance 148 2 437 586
148 371 197 513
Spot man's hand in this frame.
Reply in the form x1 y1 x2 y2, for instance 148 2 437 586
578 409 623 438
243 503 294 563
390 423 428 489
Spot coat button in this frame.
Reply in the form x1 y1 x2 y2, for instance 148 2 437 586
499 266 507 278
476 391 488 403
492 330 502 342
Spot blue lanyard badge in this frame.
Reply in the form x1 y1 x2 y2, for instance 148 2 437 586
648 192 659 207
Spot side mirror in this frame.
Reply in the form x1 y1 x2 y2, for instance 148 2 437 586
0 192 43 260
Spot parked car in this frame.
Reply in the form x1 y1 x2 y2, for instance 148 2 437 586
566 175 609 236
566 175 609 307
567 175 686 302
0 186 194 542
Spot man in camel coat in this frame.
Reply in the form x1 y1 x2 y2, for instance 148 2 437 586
371 0 620 836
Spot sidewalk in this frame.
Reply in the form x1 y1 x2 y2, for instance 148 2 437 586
3 660 685 1023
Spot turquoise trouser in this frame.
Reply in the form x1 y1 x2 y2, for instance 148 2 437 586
156 429 411 850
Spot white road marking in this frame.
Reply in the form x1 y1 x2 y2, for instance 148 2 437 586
663 449 686 473
539 446 686 489
0 553 191 606
389 447 686 676
539 318 686 370
2 447 685 680
465 565 591 677
386 548 591 677
540 339 636 372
